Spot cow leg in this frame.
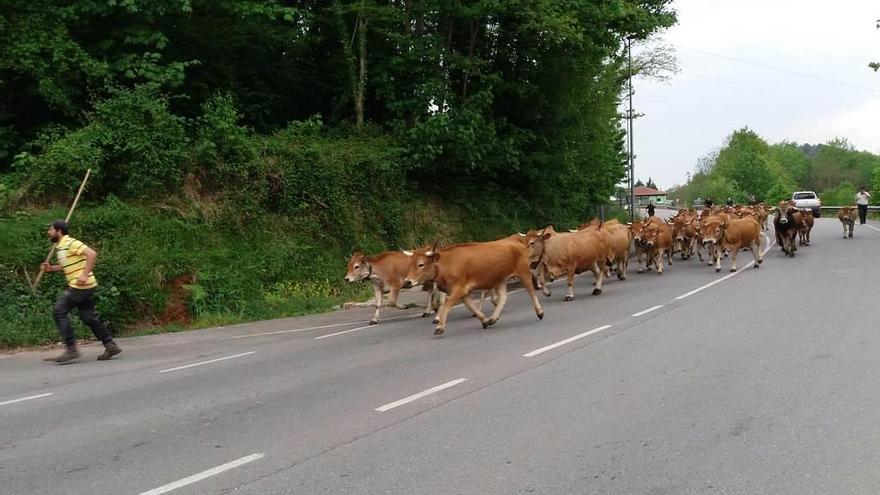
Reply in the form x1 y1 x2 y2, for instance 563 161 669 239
666 248 673 266
370 284 383 325
728 245 739 272
431 290 446 324
461 293 490 327
483 283 509 327
514 265 544 320
617 254 627 280
540 264 552 297
388 283 406 310
655 250 664 275
592 261 605 294
564 268 577 301
636 249 644 273
422 290 434 318
434 288 466 335
714 247 722 272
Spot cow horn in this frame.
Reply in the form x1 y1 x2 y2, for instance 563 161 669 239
517 232 526 237
402 250 413 256
569 229 578 233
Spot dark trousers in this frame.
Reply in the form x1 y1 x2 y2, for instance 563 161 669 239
858 204 868 224
53 288 112 347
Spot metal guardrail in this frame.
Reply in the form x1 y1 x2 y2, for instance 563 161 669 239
819 205 880 211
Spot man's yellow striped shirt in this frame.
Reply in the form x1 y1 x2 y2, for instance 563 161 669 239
55 235 97 289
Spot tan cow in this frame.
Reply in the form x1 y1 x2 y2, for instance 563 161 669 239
799 210 814 245
346 251 439 325
403 237 543 335
642 221 674 274
526 226 608 301
838 206 857 238
630 219 661 273
671 214 698 260
700 216 763 272
575 219 632 280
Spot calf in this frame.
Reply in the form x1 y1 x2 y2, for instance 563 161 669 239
799 210 814 245
403 237 543 335
838 206 857 238
346 251 438 325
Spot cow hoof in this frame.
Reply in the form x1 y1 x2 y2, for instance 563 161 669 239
637 269 643 274
543 290 552 298
730 268 737 272
618 275 626 281
715 268 721 273
421 312 431 318
849 234 853 238
369 319 379 325
432 317 440 324
433 328 445 336
753 263 760 268
564 295 574 302
657 271 663 276
537 310 544 320
592 288 602 295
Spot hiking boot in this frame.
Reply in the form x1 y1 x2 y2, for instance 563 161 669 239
49 347 80 364
97 341 122 361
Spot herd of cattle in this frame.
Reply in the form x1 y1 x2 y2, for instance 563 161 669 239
345 201 862 336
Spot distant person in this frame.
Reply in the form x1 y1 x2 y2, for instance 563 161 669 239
748 194 757 205
41 220 121 363
646 201 655 217
856 186 871 225
726 197 734 206
704 196 714 208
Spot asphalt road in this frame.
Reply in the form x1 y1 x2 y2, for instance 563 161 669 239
2 218 880 495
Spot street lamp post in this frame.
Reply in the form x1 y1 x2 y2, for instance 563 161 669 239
627 37 635 223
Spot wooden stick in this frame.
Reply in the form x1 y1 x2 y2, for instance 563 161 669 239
32 169 92 289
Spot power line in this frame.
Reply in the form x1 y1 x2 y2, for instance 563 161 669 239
674 44 880 95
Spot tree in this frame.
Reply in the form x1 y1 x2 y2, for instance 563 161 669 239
634 179 645 188
646 177 657 189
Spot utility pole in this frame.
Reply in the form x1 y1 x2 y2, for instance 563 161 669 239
627 37 635 223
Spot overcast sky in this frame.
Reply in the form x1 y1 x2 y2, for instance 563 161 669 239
631 0 880 190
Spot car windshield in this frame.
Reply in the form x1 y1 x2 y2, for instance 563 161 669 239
793 192 816 200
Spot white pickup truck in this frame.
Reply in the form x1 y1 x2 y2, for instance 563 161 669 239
792 191 821 217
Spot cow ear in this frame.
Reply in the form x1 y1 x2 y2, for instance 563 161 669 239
542 232 551 240
430 252 440 261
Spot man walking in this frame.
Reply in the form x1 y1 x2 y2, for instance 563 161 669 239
646 201 655 217
856 187 871 225
41 220 121 363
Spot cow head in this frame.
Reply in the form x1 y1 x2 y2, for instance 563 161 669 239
524 228 553 269
776 201 795 225
643 223 664 248
700 217 725 246
630 221 647 246
403 244 439 288
345 252 371 282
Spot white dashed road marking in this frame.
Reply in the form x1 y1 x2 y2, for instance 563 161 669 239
375 379 468 412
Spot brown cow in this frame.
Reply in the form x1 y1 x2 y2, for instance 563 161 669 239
838 206 857 238
575 219 632 280
642 221 674 274
671 214 698 260
346 251 438 325
799 210 814 245
402 237 543 335
700 216 763 272
774 201 802 256
630 220 659 273
526 226 607 300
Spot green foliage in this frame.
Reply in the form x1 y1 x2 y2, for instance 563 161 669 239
13 86 187 199
820 181 857 207
679 130 879 206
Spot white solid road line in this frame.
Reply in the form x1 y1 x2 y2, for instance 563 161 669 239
863 224 880 232
137 453 265 495
314 324 375 340
0 392 54 407
523 325 613 358
375 378 468 412
159 351 256 374
676 235 774 300
232 313 423 339
632 305 663 317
